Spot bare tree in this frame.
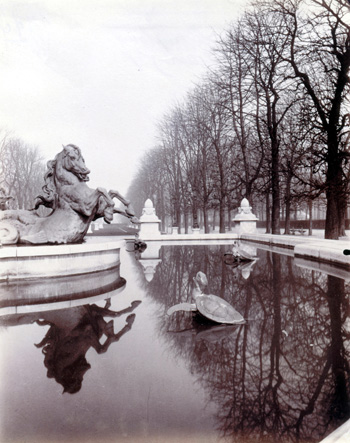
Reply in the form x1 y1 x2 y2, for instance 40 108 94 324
270 0 350 238
213 24 265 204
191 82 235 232
0 137 45 209
241 7 297 233
126 146 168 219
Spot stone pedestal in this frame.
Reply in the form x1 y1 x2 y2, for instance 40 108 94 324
233 198 258 234
139 199 161 238
92 220 104 231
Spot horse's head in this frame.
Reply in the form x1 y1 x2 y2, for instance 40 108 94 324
59 144 91 182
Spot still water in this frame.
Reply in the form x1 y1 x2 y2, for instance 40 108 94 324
0 243 349 443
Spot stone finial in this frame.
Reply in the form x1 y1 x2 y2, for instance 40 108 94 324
139 199 161 237
142 199 157 217
140 199 160 222
233 198 258 234
235 198 258 220
238 198 253 215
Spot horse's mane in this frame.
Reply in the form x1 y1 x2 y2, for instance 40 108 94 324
34 144 80 210
34 159 58 210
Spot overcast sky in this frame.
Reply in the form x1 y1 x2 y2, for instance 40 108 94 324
0 0 246 195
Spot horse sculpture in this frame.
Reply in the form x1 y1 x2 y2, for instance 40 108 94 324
0 144 138 244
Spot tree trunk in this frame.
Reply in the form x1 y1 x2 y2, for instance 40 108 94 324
284 170 292 235
325 137 343 239
266 193 271 234
338 194 347 238
271 140 280 234
228 208 232 231
184 207 189 234
308 199 313 236
203 206 209 233
325 192 339 239
173 198 181 228
192 203 199 229
284 201 291 235
219 200 225 234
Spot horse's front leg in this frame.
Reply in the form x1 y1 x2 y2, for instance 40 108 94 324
109 189 136 218
90 187 116 223
96 187 115 206
96 313 137 354
113 208 139 224
108 190 130 207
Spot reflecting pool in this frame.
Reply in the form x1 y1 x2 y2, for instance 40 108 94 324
1 242 349 443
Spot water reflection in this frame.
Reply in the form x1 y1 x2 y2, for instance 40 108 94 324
142 245 350 442
1 244 349 442
326 276 350 423
1 299 141 394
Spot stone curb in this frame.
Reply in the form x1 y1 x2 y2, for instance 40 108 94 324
241 233 350 270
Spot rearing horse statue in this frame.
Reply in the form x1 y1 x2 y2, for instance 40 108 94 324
0 144 138 244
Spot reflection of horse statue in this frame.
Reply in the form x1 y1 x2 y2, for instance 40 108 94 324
0 144 138 244
32 299 141 394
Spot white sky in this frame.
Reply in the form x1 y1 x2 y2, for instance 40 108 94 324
0 0 246 194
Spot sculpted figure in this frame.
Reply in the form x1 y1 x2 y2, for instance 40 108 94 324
0 187 13 210
0 144 138 244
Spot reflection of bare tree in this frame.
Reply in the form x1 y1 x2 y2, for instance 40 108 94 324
326 276 350 423
32 300 141 394
147 245 350 442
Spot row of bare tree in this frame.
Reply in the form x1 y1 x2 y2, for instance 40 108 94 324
127 0 350 239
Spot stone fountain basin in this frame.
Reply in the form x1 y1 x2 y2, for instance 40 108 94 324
0 239 124 281
0 269 126 316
